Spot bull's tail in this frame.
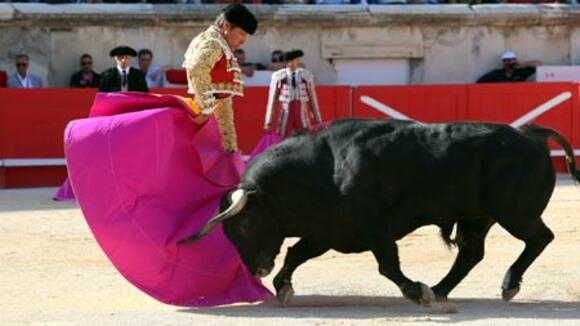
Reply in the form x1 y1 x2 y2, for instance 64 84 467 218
522 125 580 184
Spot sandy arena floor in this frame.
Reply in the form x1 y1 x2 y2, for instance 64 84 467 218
1 177 580 325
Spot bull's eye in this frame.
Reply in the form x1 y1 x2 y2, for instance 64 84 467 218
239 219 249 235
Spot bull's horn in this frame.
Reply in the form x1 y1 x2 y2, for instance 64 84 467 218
177 189 252 245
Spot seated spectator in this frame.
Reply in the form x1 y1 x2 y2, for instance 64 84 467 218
315 0 363 3
137 49 170 89
477 51 542 83
99 46 148 93
70 54 100 88
234 48 266 78
267 49 286 71
7 54 43 88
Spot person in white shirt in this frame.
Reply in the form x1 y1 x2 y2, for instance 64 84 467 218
7 54 43 88
137 48 168 89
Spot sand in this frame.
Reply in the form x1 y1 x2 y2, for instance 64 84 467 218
1 177 579 325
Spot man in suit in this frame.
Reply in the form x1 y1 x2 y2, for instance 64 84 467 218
70 54 101 88
7 54 43 88
99 46 148 93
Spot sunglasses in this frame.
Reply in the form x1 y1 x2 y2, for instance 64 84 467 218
16 63 27 67
81 61 93 66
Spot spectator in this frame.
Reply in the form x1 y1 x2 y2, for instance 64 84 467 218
267 49 286 71
234 48 266 78
234 48 254 77
7 54 43 88
99 46 148 93
70 54 100 88
137 48 168 89
477 51 542 83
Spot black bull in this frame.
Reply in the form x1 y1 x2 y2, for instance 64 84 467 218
180 119 580 307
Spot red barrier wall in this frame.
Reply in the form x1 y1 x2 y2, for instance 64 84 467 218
354 82 580 172
0 83 578 188
354 84 469 121
0 89 96 158
0 87 350 187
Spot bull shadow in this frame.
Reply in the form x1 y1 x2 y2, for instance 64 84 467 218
179 295 580 322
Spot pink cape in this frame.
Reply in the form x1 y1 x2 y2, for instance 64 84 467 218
53 178 75 201
248 131 283 162
64 92 272 306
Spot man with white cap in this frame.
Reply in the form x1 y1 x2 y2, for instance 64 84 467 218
477 51 542 83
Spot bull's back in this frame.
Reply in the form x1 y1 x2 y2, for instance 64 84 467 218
327 120 555 220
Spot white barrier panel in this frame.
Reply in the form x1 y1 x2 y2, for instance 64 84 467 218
536 66 580 82
0 159 66 167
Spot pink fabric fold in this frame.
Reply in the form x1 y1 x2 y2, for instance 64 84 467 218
248 131 283 162
64 92 272 306
53 178 75 201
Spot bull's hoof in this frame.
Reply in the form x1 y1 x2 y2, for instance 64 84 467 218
276 282 294 306
402 282 435 307
432 287 448 303
431 297 458 314
502 286 520 301
419 283 436 307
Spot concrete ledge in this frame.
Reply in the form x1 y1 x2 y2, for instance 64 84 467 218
0 4 14 20
2 4 580 28
11 3 156 15
471 4 541 26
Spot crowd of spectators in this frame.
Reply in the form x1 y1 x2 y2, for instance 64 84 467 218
0 47 545 89
0 0 574 4
1 47 307 89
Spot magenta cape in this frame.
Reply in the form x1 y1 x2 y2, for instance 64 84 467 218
248 131 282 162
53 177 75 201
64 92 272 306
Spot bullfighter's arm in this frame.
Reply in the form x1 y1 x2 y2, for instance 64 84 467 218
183 40 222 115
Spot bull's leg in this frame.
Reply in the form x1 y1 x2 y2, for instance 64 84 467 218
370 234 435 306
497 217 554 301
431 218 494 300
273 238 329 306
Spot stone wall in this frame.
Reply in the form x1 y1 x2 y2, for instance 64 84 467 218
0 4 579 86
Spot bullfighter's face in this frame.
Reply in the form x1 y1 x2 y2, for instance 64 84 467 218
222 22 248 51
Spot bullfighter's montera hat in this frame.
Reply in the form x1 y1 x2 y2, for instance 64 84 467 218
223 4 258 35
109 46 137 57
282 49 304 62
